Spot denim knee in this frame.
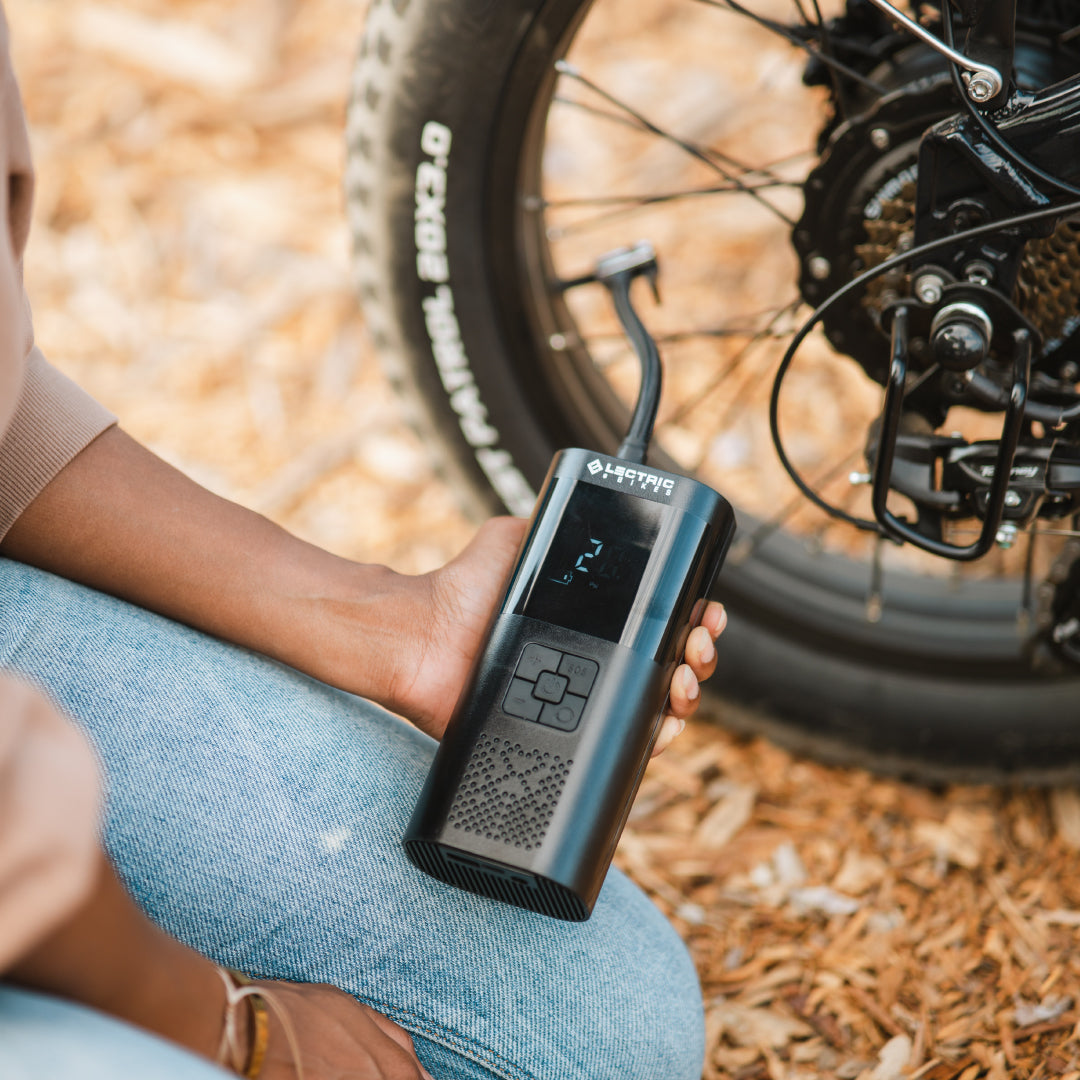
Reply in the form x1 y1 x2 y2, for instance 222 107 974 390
396 872 705 1080
566 870 705 1080
442 869 703 1080
0 559 705 1080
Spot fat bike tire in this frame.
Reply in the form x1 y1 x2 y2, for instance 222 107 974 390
345 0 1080 781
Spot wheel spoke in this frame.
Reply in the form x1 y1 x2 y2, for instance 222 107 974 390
554 61 798 227
551 94 654 137
543 180 799 209
692 0 888 97
866 533 885 623
671 299 801 431
544 182 795 237
790 0 812 25
578 303 797 347
551 93 815 187
581 323 785 344
728 446 865 564
1020 526 1037 631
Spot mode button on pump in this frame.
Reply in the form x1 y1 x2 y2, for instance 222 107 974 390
503 678 543 721
540 694 586 731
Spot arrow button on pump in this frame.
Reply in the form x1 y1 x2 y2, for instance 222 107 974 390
534 672 568 703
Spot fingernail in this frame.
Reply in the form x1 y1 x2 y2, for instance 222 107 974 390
675 717 686 739
684 669 699 699
701 637 715 664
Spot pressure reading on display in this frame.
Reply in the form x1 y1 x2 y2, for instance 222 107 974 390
549 535 603 587
521 483 664 642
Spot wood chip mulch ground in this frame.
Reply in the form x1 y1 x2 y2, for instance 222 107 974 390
620 716 1080 1080
8 1 1080 1076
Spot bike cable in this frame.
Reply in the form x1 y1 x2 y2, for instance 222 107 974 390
942 0 1080 199
769 197 1080 532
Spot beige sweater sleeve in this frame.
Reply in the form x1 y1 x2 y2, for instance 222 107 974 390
0 5 115 543
0 4 106 972
0 347 118 539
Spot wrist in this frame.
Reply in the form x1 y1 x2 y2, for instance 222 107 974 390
256 541 433 708
6 858 227 1063
109 935 226 1061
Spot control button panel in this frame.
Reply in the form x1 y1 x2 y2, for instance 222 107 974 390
502 643 598 731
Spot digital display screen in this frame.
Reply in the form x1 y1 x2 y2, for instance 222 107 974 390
522 483 665 641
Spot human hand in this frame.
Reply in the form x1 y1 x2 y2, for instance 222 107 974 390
387 517 727 753
0 675 102 971
5 427 724 759
247 980 432 1080
651 597 727 757
6 847 430 1080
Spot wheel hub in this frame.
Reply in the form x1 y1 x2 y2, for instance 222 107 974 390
794 67 956 384
794 38 1080 385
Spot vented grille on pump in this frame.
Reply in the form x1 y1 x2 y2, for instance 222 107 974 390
445 735 573 850
403 838 589 921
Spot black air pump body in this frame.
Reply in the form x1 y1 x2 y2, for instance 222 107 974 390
403 447 735 920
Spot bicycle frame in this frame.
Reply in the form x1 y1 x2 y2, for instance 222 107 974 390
957 0 1016 107
857 0 1080 558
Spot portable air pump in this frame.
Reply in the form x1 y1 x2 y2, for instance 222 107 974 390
403 244 737 920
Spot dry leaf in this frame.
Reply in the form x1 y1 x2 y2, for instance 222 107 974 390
1013 994 1071 1027
870 1034 912 1080
695 781 757 848
913 808 994 869
789 885 860 917
833 849 887 895
709 1000 813 1049
1050 788 1080 851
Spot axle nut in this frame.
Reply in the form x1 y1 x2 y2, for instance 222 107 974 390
930 301 993 372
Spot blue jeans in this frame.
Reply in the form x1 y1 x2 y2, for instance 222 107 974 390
0 558 705 1079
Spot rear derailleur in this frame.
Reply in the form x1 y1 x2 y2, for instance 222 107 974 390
865 279 1080 666
867 281 1080 561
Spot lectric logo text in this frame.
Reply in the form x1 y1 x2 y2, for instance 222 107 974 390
587 458 675 496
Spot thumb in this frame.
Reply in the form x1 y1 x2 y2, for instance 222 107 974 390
444 516 528 582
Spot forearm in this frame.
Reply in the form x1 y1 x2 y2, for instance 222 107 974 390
0 426 415 704
5 852 225 1060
